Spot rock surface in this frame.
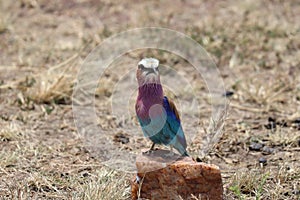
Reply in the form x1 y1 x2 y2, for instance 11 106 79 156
131 149 223 200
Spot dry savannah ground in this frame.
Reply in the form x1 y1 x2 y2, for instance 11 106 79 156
0 0 299 199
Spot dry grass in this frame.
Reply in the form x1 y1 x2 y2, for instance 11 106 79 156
228 171 269 199
266 128 300 148
0 120 131 199
226 165 300 200
2 168 130 199
235 75 291 105
0 123 23 142
76 169 130 200
24 54 79 104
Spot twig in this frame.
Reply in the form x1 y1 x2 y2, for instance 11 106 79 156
230 103 264 113
137 173 146 199
0 166 10 175
48 53 78 72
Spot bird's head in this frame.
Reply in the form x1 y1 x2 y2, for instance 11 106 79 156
136 58 160 86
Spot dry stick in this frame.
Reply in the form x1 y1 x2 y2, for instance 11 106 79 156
0 66 39 72
0 166 9 175
56 164 102 167
137 174 146 199
48 53 79 72
0 65 18 69
266 84 292 104
230 103 264 113
0 65 33 71
0 81 18 89
231 102 298 121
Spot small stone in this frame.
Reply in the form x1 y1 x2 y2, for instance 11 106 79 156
249 142 263 151
265 117 276 130
259 157 267 165
293 118 300 130
293 118 300 124
283 191 290 196
262 146 275 154
292 189 300 195
223 91 234 97
196 157 202 162
277 120 288 127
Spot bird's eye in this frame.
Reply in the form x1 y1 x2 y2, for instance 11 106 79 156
155 67 159 71
138 64 145 70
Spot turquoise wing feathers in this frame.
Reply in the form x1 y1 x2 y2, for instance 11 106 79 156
137 96 188 156
163 96 188 156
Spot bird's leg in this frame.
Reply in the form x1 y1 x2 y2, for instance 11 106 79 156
142 143 155 155
150 142 155 151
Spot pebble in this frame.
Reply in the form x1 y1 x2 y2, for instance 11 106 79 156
293 118 300 124
249 142 263 151
259 157 267 165
223 91 234 97
292 189 300 195
265 117 276 130
262 146 275 154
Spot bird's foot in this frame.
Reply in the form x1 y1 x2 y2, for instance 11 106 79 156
142 143 156 155
142 149 154 155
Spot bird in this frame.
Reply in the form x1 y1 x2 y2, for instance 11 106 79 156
135 58 189 156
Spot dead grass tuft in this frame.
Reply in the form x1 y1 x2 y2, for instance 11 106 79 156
0 122 23 142
266 128 300 148
234 73 293 108
228 170 269 199
76 169 130 200
25 54 78 104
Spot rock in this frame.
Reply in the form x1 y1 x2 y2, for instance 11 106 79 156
262 146 275 155
222 91 234 97
264 117 276 130
249 142 263 151
259 157 267 165
292 189 300 195
131 149 223 200
293 118 300 130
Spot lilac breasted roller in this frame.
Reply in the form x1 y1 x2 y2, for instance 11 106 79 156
135 58 189 156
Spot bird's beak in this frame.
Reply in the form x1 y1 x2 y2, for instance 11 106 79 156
146 68 158 75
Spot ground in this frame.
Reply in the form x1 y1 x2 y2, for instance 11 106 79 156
0 0 299 199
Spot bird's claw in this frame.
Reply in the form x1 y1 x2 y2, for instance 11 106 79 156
142 149 154 155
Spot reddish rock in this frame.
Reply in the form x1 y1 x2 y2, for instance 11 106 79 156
131 149 223 200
